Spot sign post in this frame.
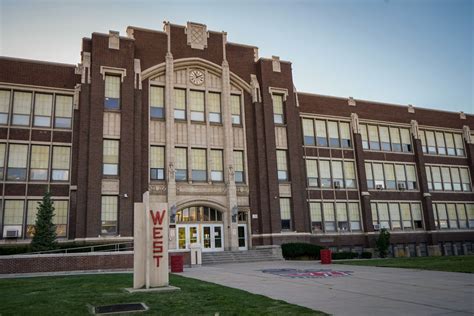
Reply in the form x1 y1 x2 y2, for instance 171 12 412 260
127 192 179 292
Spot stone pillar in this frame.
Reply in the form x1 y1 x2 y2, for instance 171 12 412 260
427 245 441 256
222 59 238 251
462 243 469 255
404 246 411 258
453 244 459 256
416 245 422 257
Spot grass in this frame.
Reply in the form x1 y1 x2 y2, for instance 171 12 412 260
0 273 325 315
336 255 474 273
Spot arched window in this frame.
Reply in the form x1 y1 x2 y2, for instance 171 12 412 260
176 206 222 222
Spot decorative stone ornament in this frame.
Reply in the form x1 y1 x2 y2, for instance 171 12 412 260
272 56 281 72
350 113 360 134
410 120 420 139
189 69 205 85
348 97 356 106
463 125 471 144
186 22 208 50
108 30 120 50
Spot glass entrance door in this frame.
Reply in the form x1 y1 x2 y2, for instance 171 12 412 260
238 224 247 250
202 224 224 252
176 224 199 250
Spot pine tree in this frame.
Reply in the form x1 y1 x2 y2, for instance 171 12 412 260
31 192 57 252
375 228 391 258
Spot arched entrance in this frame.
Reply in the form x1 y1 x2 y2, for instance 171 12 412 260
175 206 224 252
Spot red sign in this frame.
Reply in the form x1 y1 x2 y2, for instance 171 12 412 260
150 209 166 267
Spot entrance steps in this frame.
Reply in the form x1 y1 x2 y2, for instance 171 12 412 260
202 246 283 265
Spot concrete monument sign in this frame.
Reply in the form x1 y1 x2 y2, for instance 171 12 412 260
133 191 169 289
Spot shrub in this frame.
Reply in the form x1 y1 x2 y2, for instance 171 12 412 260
360 251 373 259
31 192 57 252
376 228 391 258
331 252 358 260
281 243 325 260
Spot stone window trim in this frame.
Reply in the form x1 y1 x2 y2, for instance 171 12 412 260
268 87 289 102
100 66 127 82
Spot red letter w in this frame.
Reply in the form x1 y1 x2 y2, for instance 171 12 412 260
150 210 166 225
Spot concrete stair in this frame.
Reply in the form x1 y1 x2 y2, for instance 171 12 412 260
201 246 283 265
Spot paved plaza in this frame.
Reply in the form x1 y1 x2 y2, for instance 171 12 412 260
182 260 474 316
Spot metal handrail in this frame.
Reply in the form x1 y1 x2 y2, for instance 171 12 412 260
19 241 134 255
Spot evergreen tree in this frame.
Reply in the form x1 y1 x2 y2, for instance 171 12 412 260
31 192 57 252
375 228 391 258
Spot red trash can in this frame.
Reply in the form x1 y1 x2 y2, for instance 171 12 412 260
320 249 332 264
170 255 184 273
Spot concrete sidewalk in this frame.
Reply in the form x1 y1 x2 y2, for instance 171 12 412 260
181 260 474 316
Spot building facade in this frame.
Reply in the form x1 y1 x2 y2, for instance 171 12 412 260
0 22 473 256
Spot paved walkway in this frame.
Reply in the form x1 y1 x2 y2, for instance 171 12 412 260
181 260 474 316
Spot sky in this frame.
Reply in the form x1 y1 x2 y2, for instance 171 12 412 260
1 0 473 113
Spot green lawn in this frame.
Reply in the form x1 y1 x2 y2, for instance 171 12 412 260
336 255 474 273
0 273 325 315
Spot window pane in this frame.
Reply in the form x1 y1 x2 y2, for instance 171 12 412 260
368 125 380 150
104 75 120 109
453 134 464 156
315 120 328 146
400 128 411 152
0 90 10 115
435 132 446 155
101 196 118 234
360 124 369 149
319 160 331 188
331 161 343 188
327 121 339 147
389 127 401 151
339 122 351 148
344 161 356 188
379 126 390 151
302 119 315 145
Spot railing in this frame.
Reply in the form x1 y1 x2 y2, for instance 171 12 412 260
19 242 134 255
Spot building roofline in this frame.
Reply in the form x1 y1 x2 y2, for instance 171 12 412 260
126 25 166 35
0 56 76 68
298 91 473 117
91 32 134 41
227 41 258 49
258 57 292 65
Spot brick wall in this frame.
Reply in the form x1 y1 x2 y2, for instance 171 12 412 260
0 251 191 274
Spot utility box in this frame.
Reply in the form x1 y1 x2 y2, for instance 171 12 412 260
190 243 202 266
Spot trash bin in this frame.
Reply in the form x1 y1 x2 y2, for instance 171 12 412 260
170 255 184 273
320 249 332 264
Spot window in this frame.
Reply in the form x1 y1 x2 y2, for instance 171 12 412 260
302 119 315 145
192 148 206 181
328 121 340 147
310 203 322 232
190 91 204 122
372 202 423 230
348 203 361 230
384 164 396 189
175 148 187 181
344 161 356 188
103 140 119 176
390 127 401 152
26 200 39 238
53 200 68 237
365 162 374 189
33 93 52 127
360 124 369 149
104 75 120 110
276 150 288 181
150 86 164 119
12 91 32 125
425 131 436 154
340 122 351 148
426 165 471 192
0 90 10 124
454 134 464 156
319 160 331 188
273 95 284 124
174 89 186 120
52 146 70 181
368 125 380 150
456 204 468 228
315 120 328 147
445 133 456 156
210 149 223 181
0 143 5 180
3 200 24 237
101 196 118 235
30 145 50 181
306 159 318 187
231 95 241 125
208 92 221 123
379 126 390 151
150 146 165 180
435 132 446 155
366 161 417 191
55 95 73 128
234 151 244 183
331 161 343 188
7 144 28 181
323 202 335 231
434 204 448 229
280 198 291 230
336 203 349 231
400 128 411 152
